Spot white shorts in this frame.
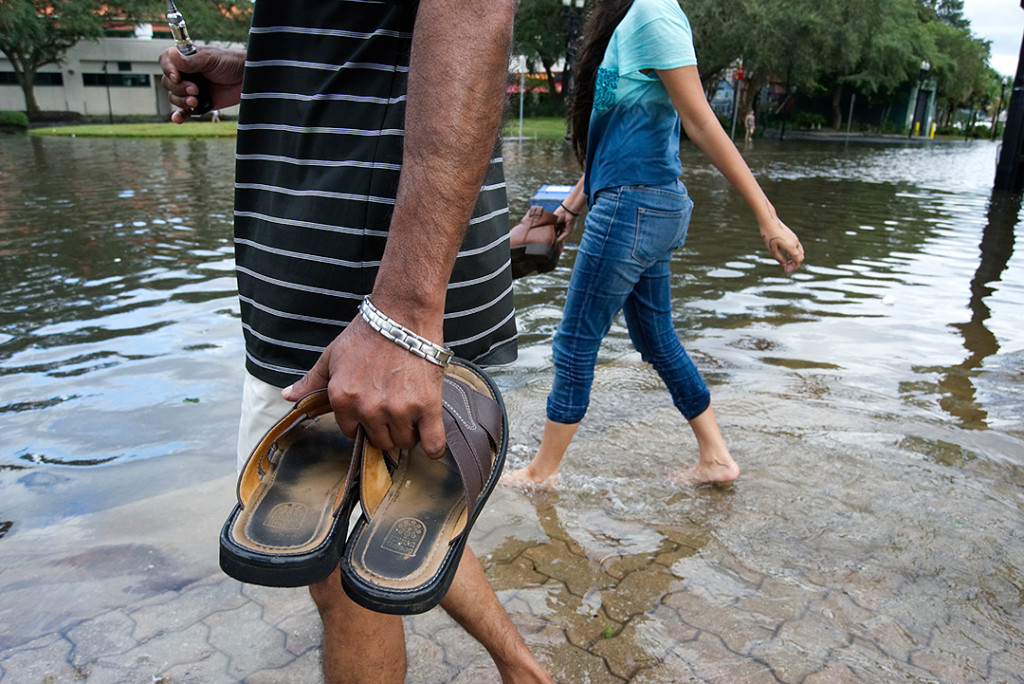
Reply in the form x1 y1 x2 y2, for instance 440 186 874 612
236 371 295 472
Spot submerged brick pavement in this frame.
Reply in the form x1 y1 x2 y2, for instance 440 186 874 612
2 387 1022 683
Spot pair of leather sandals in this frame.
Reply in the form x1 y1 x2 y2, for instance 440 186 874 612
509 206 573 279
219 358 507 615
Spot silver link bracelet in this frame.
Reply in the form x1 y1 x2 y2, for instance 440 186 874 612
358 296 453 368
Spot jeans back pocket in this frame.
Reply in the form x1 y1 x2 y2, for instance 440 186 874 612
632 197 694 267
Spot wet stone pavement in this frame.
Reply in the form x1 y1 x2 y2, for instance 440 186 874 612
0 477 858 684
3 380 1022 684
3 135 1023 683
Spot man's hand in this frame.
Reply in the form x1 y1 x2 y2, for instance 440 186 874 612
281 318 448 458
159 46 245 123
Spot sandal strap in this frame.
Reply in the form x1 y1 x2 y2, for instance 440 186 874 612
357 374 503 520
236 390 332 506
441 375 503 513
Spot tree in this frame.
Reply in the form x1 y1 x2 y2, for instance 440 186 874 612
0 0 251 119
682 0 750 91
514 0 574 105
919 0 969 30
174 0 253 45
927 20 994 125
1 1 126 116
843 0 932 100
683 0 833 123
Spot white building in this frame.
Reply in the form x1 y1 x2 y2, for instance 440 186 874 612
0 24 240 119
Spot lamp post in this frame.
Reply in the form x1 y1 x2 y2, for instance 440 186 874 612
909 60 930 137
992 76 1010 141
103 61 114 124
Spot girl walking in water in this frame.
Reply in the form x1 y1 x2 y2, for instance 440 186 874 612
505 0 803 487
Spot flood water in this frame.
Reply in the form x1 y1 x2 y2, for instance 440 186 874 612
1 133 1022 681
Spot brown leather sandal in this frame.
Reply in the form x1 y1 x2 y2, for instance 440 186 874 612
340 358 507 614
510 205 566 278
220 390 357 587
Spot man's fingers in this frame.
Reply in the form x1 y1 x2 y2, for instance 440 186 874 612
159 48 195 122
358 418 397 452
417 412 447 459
281 357 330 402
353 407 443 457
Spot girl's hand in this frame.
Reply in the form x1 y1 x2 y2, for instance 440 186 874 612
553 205 577 240
760 218 804 273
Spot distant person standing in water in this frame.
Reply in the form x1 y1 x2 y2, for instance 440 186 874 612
504 0 803 489
745 108 756 144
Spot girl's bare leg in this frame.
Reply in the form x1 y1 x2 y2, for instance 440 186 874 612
672 404 740 484
501 419 579 488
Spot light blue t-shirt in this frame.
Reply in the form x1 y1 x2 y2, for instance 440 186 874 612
583 0 697 204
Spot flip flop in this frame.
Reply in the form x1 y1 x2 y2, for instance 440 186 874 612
340 358 507 614
220 389 357 587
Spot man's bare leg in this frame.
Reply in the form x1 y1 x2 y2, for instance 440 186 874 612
672 404 740 484
309 568 407 684
501 419 579 488
440 548 555 684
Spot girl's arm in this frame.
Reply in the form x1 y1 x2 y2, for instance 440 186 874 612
657 65 804 273
553 176 586 237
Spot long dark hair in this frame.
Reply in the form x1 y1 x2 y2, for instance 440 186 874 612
568 0 635 166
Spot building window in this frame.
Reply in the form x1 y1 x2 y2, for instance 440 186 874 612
83 73 151 88
0 71 64 86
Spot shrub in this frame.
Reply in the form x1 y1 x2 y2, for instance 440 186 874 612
0 111 30 131
793 112 826 130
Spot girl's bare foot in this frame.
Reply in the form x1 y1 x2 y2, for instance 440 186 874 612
679 405 739 485
500 465 559 489
671 454 740 485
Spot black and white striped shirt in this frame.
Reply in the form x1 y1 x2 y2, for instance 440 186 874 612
234 0 517 388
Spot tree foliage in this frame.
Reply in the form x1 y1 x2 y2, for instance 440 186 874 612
2 1 125 114
927 19 993 120
171 0 253 45
513 0 570 101
676 0 996 130
919 0 969 30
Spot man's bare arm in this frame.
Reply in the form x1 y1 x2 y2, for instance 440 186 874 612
283 0 518 456
374 0 515 332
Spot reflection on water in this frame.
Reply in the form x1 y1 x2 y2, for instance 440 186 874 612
1 136 241 473
503 138 1023 437
2 134 1023 679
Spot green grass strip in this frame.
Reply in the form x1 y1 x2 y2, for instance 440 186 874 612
501 117 568 140
29 116 567 140
30 122 238 138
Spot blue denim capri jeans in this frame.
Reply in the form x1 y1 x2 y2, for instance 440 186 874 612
546 180 712 425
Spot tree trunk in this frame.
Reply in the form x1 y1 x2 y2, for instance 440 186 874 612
540 56 559 105
738 74 765 120
17 65 41 117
